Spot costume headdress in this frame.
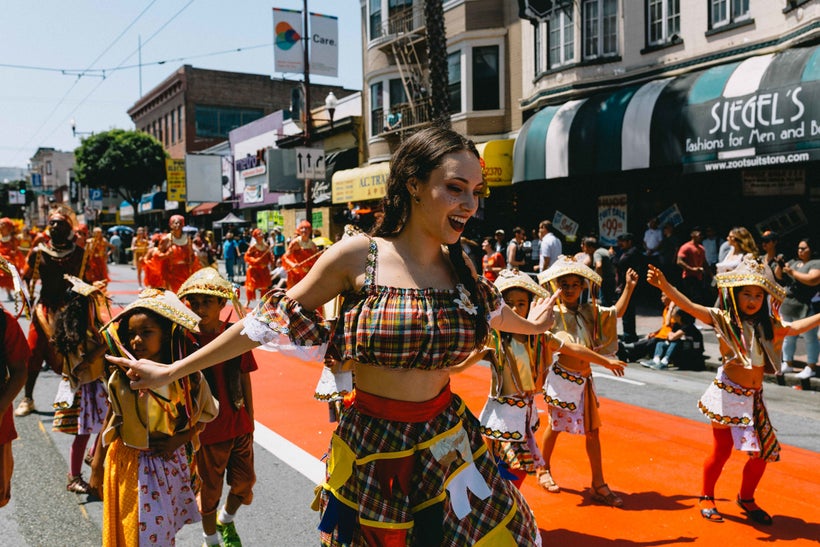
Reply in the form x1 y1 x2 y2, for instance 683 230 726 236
169 214 185 227
0 217 15 231
102 288 200 333
537 255 602 287
177 267 245 318
48 205 78 229
715 256 786 302
494 269 549 299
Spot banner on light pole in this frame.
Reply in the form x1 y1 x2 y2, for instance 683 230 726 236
309 12 338 77
273 8 304 74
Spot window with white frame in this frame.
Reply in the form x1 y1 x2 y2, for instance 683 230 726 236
534 22 543 75
582 0 618 60
472 46 499 111
448 51 462 114
548 9 575 68
710 0 750 29
647 0 680 45
370 82 383 136
369 0 382 40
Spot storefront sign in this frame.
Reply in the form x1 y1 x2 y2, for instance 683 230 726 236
312 179 331 204
657 203 684 228
165 158 186 201
742 169 805 196
243 184 263 204
682 79 819 172
236 149 267 179
332 163 389 204
597 194 627 247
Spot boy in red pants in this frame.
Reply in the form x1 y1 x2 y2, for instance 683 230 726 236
178 268 257 547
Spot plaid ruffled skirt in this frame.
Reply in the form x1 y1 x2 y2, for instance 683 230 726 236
317 385 541 546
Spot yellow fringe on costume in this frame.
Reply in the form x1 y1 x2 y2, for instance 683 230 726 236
102 439 140 547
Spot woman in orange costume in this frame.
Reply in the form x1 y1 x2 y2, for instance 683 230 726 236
0 218 25 300
282 220 318 289
165 215 200 293
244 228 273 306
142 235 171 290
82 227 113 284
131 227 150 287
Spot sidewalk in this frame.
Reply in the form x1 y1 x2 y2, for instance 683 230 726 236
634 305 819 391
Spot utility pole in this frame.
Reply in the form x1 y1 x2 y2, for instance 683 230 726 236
302 0 313 225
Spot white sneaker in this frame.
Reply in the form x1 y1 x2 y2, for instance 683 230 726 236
796 367 816 380
779 363 795 374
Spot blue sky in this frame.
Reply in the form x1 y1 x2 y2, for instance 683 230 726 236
0 0 362 168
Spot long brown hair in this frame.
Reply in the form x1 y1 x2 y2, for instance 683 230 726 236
371 125 487 347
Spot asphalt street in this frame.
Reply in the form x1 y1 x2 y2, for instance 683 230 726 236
1 262 817 546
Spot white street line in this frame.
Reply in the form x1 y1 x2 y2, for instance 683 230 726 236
254 422 325 484
591 371 645 386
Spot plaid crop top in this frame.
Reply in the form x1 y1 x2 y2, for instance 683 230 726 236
241 237 504 370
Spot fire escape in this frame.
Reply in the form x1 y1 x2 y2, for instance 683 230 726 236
375 2 432 138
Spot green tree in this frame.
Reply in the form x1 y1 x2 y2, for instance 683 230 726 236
424 0 449 128
73 129 167 221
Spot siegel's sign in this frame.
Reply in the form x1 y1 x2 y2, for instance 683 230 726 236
682 80 819 170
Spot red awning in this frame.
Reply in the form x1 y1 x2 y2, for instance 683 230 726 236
190 202 219 216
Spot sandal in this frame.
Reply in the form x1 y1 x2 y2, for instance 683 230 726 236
698 496 723 522
67 474 91 495
536 468 560 493
590 483 623 507
736 496 772 525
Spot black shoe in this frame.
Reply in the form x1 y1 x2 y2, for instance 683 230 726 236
736 496 772 525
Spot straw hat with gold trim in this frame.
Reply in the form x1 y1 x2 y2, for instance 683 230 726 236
715 256 786 302
494 269 549 299
177 267 245 318
102 288 200 332
537 254 602 287
64 274 105 298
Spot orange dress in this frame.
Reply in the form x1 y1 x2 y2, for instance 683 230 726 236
142 247 170 290
244 245 273 294
166 237 201 293
83 238 109 283
132 236 149 267
0 238 25 290
283 239 318 288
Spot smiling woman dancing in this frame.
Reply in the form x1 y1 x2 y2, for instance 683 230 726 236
113 126 558 545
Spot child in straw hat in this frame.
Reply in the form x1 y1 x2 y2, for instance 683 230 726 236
536 255 637 507
468 269 627 489
98 289 218 546
178 268 257 547
647 258 820 526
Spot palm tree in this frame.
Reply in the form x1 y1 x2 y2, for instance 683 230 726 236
424 0 450 128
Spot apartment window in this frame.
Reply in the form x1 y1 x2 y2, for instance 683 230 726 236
447 51 461 114
389 78 407 108
369 0 382 40
170 111 176 144
194 105 263 138
534 22 543 75
548 9 575 68
583 0 618 59
647 0 680 45
164 115 169 145
710 0 750 28
46 161 52 175
388 0 414 33
370 81 383 136
472 46 499 111
177 106 183 141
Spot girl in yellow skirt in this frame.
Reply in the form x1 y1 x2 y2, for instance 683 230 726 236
99 289 217 546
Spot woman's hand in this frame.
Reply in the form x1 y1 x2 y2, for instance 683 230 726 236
625 268 639 290
528 289 562 331
108 355 173 390
604 358 626 377
646 264 666 289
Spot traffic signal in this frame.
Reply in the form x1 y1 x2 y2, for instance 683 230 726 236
18 181 26 195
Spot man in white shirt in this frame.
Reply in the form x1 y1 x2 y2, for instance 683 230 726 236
538 220 562 272
643 217 662 264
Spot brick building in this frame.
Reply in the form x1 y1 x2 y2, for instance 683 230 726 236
127 65 355 158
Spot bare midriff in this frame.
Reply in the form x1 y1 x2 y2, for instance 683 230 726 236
724 364 764 390
353 362 452 402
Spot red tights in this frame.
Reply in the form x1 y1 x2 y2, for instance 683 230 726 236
702 426 767 499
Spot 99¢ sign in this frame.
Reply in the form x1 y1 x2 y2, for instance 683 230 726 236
597 194 627 247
